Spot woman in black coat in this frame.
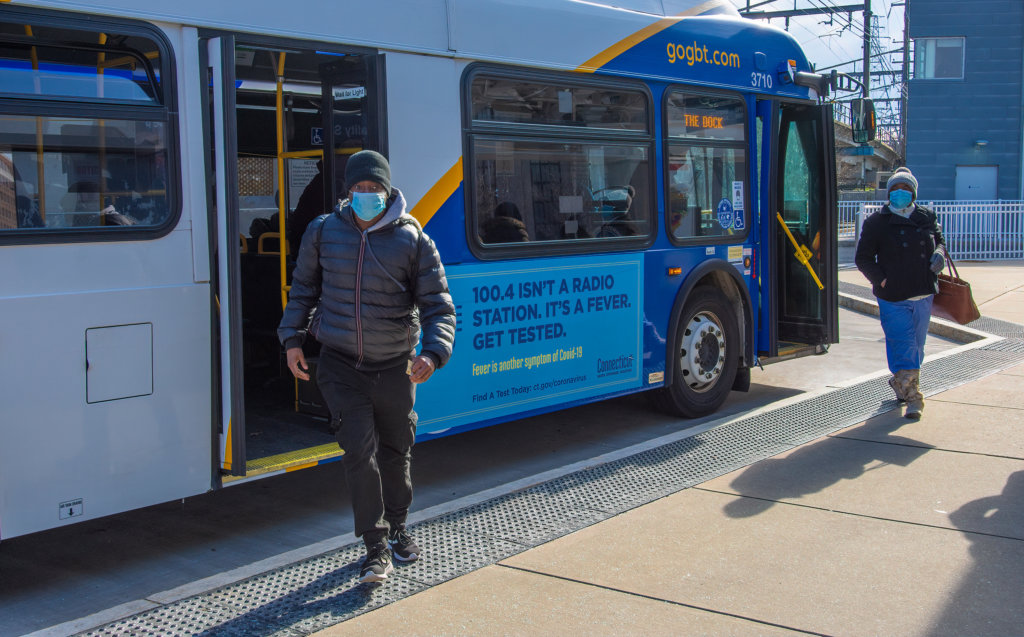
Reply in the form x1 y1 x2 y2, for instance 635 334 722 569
855 167 946 420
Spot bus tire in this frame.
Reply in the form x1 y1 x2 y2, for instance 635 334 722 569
655 286 739 418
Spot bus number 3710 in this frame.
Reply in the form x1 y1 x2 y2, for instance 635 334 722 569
751 71 774 89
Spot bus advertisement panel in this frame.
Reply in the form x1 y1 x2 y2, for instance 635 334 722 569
416 253 643 435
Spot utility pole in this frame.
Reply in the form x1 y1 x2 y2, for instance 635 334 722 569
862 0 872 97
740 1 878 96
900 1 910 162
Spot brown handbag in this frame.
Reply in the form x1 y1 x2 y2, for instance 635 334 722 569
932 254 981 324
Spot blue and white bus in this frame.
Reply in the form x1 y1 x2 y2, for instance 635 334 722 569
0 0 865 539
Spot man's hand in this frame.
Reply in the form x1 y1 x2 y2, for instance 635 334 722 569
409 355 436 384
880 278 887 288
286 347 310 381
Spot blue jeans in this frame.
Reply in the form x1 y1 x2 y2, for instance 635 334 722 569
877 296 934 373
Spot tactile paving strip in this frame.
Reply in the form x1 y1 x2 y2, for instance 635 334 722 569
82 311 1024 636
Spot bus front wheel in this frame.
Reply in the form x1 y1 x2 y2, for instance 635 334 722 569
655 286 739 418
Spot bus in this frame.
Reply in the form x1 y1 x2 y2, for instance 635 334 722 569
0 0 868 540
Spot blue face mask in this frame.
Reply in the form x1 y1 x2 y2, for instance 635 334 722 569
351 191 388 221
889 190 913 210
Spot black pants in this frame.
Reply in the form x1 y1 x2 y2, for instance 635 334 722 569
317 346 416 548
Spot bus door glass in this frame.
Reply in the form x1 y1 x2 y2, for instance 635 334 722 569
320 55 386 209
773 102 837 348
205 35 246 475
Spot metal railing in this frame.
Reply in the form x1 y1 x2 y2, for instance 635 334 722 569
839 200 1024 260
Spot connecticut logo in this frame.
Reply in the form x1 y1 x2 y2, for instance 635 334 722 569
596 354 634 378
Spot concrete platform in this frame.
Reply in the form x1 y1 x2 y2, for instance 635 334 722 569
320 367 1024 637
23 262 1018 637
317 264 1024 637
840 259 1024 325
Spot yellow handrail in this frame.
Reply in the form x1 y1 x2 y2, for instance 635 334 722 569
98 50 159 70
257 232 289 255
275 52 289 310
776 212 824 291
280 149 323 159
274 55 329 308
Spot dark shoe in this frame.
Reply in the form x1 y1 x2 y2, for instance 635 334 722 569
388 528 421 562
359 545 394 583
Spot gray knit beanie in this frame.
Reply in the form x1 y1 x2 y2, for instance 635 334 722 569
345 150 391 196
886 167 918 199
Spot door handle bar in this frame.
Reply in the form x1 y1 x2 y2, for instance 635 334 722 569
776 212 824 291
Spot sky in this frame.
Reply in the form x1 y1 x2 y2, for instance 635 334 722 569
727 0 906 73
727 0 908 127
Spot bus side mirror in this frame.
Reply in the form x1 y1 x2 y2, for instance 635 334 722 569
851 98 876 143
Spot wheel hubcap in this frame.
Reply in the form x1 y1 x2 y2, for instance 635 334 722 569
679 311 726 393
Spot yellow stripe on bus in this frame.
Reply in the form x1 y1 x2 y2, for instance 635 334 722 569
576 0 730 73
409 157 463 228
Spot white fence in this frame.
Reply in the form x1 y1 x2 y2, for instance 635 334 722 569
839 200 1024 260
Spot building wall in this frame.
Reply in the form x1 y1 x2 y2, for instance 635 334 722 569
907 0 1023 199
0 155 15 230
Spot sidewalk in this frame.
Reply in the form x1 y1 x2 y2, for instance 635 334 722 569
317 263 1024 636
841 259 1024 324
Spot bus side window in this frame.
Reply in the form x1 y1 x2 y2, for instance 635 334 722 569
0 18 175 237
664 90 748 243
465 68 654 253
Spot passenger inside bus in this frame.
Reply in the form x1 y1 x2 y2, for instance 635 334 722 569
62 179 135 226
668 153 697 237
480 201 529 243
593 185 637 238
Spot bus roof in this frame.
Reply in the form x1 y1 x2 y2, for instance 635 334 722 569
13 0 814 97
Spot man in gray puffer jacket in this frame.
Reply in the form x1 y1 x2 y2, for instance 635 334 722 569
278 150 455 584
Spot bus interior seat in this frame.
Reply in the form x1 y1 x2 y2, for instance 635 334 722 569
257 232 290 256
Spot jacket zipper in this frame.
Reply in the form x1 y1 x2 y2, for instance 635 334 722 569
355 231 366 367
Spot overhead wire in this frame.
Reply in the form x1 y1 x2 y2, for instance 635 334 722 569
779 0 866 70
735 1 908 139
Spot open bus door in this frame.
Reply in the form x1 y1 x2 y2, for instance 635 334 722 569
281 54 389 418
768 101 838 359
205 35 246 476
204 36 387 481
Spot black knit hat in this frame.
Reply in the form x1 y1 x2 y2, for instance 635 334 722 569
345 150 391 196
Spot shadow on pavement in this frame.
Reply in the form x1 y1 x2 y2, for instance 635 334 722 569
925 471 1024 637
719 412 932 518
193 557 386 637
